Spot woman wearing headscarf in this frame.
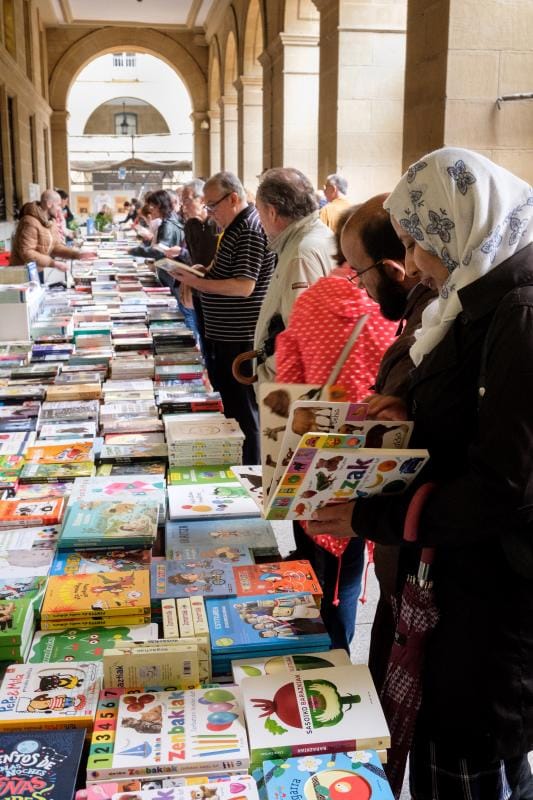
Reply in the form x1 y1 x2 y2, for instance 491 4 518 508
308 147 533 798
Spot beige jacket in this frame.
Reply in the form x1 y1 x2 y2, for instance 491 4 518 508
254 211 336 383
10 202 80 272
319 196 352 233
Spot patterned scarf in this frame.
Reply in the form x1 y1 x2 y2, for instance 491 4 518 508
385 147 533 366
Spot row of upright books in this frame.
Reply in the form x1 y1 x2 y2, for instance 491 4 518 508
0 246 395 799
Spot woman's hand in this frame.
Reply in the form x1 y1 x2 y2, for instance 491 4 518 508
307 501 357 538
362 393 408 420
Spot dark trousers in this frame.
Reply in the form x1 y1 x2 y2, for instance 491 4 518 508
204 338 259 465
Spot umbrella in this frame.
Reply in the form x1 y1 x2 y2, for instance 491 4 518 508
379 482 439 798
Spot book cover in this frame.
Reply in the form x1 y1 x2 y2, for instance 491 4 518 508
231 649 351 684
50 548 152 576
39 421 98 439
0 577 46 653
0 498 65 528
165 518 279 559
19 462 96 482
42 571 151 620
240 665 390 767
176 599 194 639
167 485 259 521
0 431 36 456
0 525 59 578
103 642 200 691
151 560 235 600
0 728 86 800
59 500 159 548
99 444 168 463
111 777 260 800
265 435 429 521
167 466 237 485
96 463 166 477
232 561 322 601
66 475 166 524
0 661 102 732
25 441 94 464
161 543 252 568
12 481 71 500
262 750 394 800
28 623 159 663
87 686 249 780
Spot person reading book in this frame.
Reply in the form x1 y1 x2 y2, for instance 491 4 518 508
308 147 533 799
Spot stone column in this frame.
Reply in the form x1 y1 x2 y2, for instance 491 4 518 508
403 0 533 183
260 33 319 185
219 95 238 175
190 111 210 179
208 109 221 176
50 110 70 192
313 0 407 201
236 75 263 190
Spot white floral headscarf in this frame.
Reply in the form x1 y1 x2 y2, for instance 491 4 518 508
385 147 533 366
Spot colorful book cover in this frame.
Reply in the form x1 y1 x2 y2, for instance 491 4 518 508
0 431 36 455
97 462 167 477
42 571 151 620
99 444 168 463
59 500 159 548
232 561 322 600
167 485 259 521
265 435 429 520
167 466 237 485
0 728 86 800
87 686 249 781
0 498 65 527
111 778 260 800
66 475 166 524
262 750 394 800
103 642 200 691
231 649 351 685
51 549 152 576
0 525 59 577
151 560 235 600
0 454 25 489
28 623 159 663
0 661 102 732
12 482 71 500
165 518 279 559
25 441 95 464
206 594 330 655
0 577 46 651
162 542 252 568
39 421 98 439
19 462 96 482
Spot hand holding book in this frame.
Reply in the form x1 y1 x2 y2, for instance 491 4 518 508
307 499 357 538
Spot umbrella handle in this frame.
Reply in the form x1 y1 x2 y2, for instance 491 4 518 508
403 482 437 544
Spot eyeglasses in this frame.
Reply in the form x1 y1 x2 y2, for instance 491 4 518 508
348 259 384 282
203 192 231 212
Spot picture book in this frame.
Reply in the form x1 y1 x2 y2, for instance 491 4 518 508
231 649 351 685
240 665 390 767
258 383 359 502
25 440 95 464
39 420 98 439
103 641 200 691
59 500 159 549
66 475 166 524
262 749 394 800
0 498 65 528
41 570 151 621
110 777 260 800
232 561 322 601
50 549 152 576
99 444 168 463
19 462 96 482
265 434 429 520
167 466 237 485
0 525 59 577
160 542 252 568
167 485 259 521
165 518 279 559
0 431 36 456
96 462 167 477
0 577 46 659
86 686 249 781
0 454 25 491
11 482 71 500
28 624 159 663
0 661 102 732
229 466 264 511
150 560 236 601
0 728 86 800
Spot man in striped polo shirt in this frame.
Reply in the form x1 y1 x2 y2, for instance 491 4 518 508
171 171 276 464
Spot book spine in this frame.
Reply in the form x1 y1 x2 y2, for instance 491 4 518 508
176 598 194 638
251 737 390 769
161 598 180 639
41 605 151 621
40 615 150 630
86 756 250 783
190 595 209 638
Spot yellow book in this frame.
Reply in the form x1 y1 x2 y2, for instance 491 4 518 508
176 597 194 638
41 570 151 620
164 636 211 681
103 642 200 691
161 598 180 639
40 614 151 631
189 595 209 639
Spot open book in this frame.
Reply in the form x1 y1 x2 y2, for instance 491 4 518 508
154 257 204 278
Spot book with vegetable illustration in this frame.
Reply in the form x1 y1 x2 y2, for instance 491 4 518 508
240 665 390 767
231 649 350 685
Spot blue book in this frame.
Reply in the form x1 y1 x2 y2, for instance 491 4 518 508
150 558 236 599
262 750 393 800
165 517 279 558
0 728 85 799
206 593 331 656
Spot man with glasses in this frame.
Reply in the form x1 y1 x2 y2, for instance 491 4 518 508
171 171 276 464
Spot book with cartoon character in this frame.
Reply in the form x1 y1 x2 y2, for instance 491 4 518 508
66 475 166 525
86 686 249 781
59 500 159 549
240 665 390 768
167 485 259 521
110 776 260 800
28 623 159 663
0 728 86 800
264 434 429 521
262 750 394 800
41 570 151 623
232 561 322 602
24 440 95 464
0 661 102 732
50 548 152 576
0 525 59 577
231 649 351 685
0 576 46 661
165 518 279 560
150 560 236 601
0 498 65 528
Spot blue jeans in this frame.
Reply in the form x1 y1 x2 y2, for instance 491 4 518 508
177 297 201 347
292 522 365 652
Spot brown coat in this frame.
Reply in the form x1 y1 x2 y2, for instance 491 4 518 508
9 202 80 271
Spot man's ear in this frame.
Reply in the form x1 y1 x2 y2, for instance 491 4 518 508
382 258 406 283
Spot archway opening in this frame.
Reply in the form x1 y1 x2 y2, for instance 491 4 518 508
221 31 238 174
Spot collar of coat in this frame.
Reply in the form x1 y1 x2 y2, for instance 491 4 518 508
267 210 322 255
19 201 53 229
459 242 533 321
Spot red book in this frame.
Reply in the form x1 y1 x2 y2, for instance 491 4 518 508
232 560 323 602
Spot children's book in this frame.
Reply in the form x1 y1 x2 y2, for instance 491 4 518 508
86 686 249 781
103 641 200 691
50 548 152 576
0 431 36 455
111 778 260 800
28 624 159 663
231 560 321 602
231 649 351 685
150 560 236 601
41 571 151 621
0 525 59 576
167 466 237 485
25 440 95 464
0 454 25 491
39 420 98 439
262 749 394 800
12 482 71 500
165 518 279 559
19 462 96 482
162 543 252 568
240 665 390 767
0 498 65 528
0 661 102 732
96 462 167 477
59 500 159 549
0 728 86 800
66 475 166 525
99 444 168 463
265 434 429 520
0 577 46 658
167 485 259 521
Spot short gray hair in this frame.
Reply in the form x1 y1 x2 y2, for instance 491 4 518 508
257 168 317 221
326 173 348 195
205 171 246 201
184 178 206 198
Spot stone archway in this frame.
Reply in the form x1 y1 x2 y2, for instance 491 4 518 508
220 30 239 174
238 0 264 189
48 27 208 188
208 40 222 175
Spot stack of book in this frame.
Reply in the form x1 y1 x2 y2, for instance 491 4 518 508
20 438 96 483
165 417 244 467
161 594 212 681
58 498 159 550
0 575 46 662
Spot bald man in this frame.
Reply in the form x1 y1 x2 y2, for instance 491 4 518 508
10 190 95 284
